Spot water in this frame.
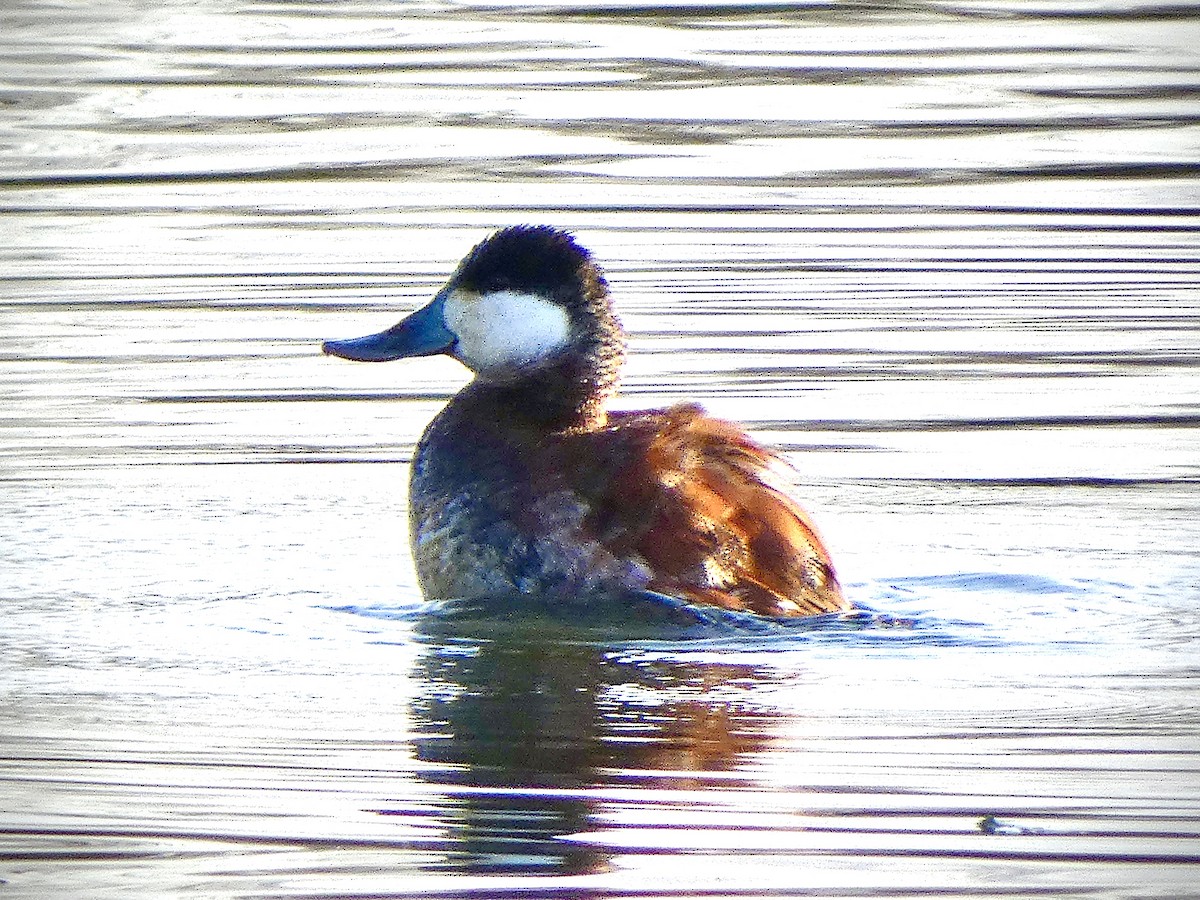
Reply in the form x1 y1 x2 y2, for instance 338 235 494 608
2 0 1199 896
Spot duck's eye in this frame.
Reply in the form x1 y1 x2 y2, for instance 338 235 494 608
443 290 572 372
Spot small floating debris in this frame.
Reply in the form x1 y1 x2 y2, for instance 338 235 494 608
978 815 1045 836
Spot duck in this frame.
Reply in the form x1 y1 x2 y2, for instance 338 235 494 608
322 226 846 622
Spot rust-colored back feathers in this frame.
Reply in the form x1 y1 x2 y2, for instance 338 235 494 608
576 404 845 617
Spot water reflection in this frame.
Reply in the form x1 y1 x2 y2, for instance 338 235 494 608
404 628 778 874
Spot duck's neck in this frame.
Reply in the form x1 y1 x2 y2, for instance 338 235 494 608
465 349 620 433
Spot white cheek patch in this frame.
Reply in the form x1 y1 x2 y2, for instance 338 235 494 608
443 289 573 372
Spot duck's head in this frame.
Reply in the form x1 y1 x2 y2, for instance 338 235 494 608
323 227 625 417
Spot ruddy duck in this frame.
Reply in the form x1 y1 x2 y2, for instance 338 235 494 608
323 226 845 621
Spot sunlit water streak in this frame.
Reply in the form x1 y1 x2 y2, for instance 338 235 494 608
1 0 1199 898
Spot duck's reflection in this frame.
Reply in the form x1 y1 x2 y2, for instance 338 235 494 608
405 626 781 875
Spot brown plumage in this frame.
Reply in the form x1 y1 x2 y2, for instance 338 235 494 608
573 404 844 617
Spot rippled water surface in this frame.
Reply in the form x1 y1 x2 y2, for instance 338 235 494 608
2 0 1199 897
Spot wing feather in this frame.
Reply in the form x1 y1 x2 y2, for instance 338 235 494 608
579 404 845 617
